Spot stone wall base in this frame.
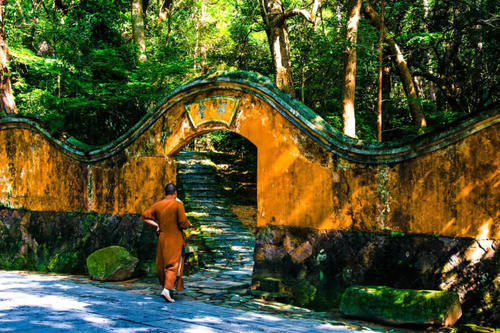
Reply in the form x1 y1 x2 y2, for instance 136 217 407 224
252 226 499 326
0 207 157 276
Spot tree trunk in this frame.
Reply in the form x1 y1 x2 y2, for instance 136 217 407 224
364 1 427 128
382 53 392 115
341 0 362 137
422 0 436 103
376 0 385 142
131 0 147 62
0 0 16 114
270 24 294 96
335 1 342 32
300 63 305 102
193 2 208 73
260 0 295 96
158 0 172 21
260 0 322 97
199 3 207 74
158 0 174 47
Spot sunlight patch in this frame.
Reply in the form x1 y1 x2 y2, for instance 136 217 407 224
0 292 88 311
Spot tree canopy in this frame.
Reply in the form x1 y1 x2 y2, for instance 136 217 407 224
2 0 498 145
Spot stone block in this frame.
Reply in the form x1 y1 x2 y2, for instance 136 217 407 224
257 277 286 292
250 289 292 302
340 286 462 326
254 244 286 262
87 246 139 281
289 241 313 264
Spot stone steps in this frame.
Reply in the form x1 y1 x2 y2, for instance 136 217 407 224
177 178 218 185
186 192 224 200
181 185 220 192
176 150 255 294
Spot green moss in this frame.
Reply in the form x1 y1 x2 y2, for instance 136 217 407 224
80 214 96 240
47 251 79 273
259 277 285 292
461 324 499 333
340 286 461 325
293 280 317 307
86 245 138 281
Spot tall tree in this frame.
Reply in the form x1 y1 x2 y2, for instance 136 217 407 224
260 0 321 97
341 0 362 137
0 0 16 114
132 0 147 61
193 2 208 74
364 1 427 128
376 0 385 142
158 0 174 46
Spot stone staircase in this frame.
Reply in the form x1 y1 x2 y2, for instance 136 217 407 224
176 151 256 301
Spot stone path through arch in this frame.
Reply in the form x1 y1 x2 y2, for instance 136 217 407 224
176 150 256 302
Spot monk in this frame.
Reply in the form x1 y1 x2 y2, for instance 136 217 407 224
141 183 191 303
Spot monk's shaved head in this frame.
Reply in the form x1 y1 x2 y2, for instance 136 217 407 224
164 183 177 196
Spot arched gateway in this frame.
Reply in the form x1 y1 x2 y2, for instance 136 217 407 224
0 72 498 316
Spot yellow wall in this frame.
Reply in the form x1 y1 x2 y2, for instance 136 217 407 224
0 129 88 211
0 82 498 239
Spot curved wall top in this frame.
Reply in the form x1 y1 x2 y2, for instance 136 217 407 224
1 71 498 164
0 71 498 240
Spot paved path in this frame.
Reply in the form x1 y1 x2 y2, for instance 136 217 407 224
0 271 387 332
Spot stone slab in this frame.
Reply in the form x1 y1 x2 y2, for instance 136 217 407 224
340 286 462 327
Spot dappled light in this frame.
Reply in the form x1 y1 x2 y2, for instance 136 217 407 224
0 0 497 330
0 67 498 330
0 271 365 332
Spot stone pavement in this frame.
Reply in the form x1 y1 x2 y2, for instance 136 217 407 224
0 270 392 332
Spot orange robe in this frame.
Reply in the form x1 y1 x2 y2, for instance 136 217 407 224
141 198 191 291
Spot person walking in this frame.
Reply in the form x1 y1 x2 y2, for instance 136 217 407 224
141 183 191 302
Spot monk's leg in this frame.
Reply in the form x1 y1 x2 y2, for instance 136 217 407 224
163 261 179 290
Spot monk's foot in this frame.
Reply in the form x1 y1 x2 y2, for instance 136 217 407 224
161 288 175 303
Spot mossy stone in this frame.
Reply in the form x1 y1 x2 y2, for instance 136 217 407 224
293 280 317 307
340 285 462 326
260 277 285 292
86 246 138 281
250 289 292 302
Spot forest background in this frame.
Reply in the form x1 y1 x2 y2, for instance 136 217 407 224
1 0 498 148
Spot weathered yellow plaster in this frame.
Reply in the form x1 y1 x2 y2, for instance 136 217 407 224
0 129 87 211
0 80 498 240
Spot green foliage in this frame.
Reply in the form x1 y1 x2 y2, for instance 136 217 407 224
4 0 498 144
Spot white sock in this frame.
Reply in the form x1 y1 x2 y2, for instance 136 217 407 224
162 288 175 302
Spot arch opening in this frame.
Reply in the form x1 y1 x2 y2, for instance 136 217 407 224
172 129 258 297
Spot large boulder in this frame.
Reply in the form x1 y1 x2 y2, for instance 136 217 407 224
86 246 139 281
340 286 462 327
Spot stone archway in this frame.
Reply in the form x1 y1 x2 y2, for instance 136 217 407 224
159 83 335 232
0 71 498 320
0 71 498 238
